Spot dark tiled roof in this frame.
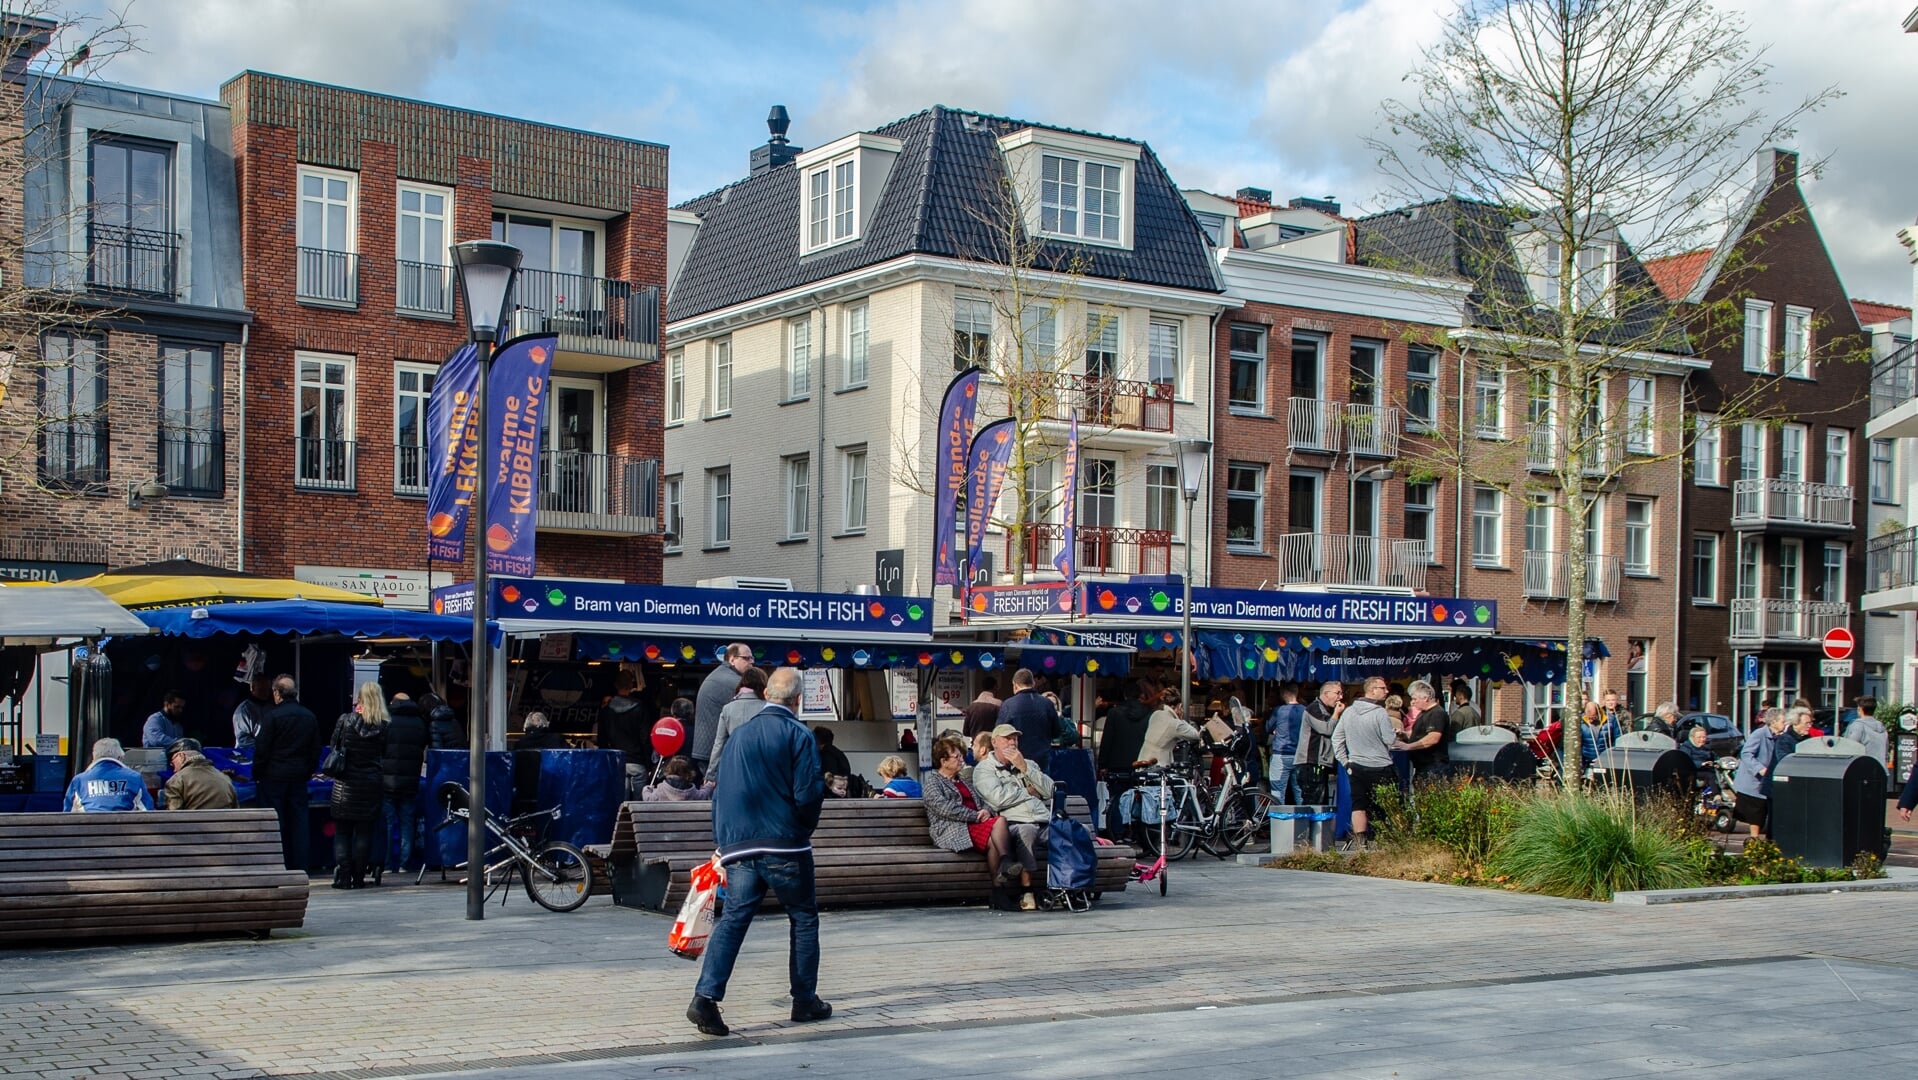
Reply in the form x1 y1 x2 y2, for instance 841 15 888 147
668 106 1221 322
1354 197 1686 353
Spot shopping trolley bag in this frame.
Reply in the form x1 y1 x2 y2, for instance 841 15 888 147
668 853 726 960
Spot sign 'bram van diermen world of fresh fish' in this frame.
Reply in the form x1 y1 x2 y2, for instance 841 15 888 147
430 578 935 637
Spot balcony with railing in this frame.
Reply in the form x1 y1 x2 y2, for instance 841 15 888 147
1522 550 1623 602
1005 370 1174 434
297 247 358 306
508 268 660 366
396 260 453 317
294 437 356 492
1864 525 1918 612
394 443 429 497
88 223 178 298
1574 430 1622 476
1288 397 1341 453
1527 426 1557 472
1868 339 1918 440
158 427 224 496
538 450 657 535
1729 598 1849 644
38 420 109 490
1007 523 1172 579
1278 533 1428 590
1729 478 1854 531
1344 404 1400 458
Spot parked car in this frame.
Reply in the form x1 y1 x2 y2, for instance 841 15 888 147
1669 713 1741 757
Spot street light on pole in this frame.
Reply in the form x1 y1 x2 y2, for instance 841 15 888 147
1172 438 1211 725
452 239 522 921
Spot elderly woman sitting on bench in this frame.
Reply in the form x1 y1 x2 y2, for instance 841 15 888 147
923 736 1014 884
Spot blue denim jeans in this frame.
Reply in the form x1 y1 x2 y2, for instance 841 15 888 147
694 852 820 1004
385 795 423 871
1268 754 1299 803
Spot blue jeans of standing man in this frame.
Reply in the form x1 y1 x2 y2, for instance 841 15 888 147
1269 753 1299 803
256 779 310 872
694 852 820 1005
385 794 423 871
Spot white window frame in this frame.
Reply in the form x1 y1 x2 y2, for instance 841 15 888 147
844 303 869 388
787 318 812 399
1227 324 1266 413
1146 463 1180 539
1691 532 1719 603
803 154 859 253
1474 361 1504 438
1738 422 1766 483
954 295 992 370
1693 413 1722 485
842 447 868 533
785 454 811 539
1625 376 1654 453
711 338 733 417
395 181 451 315
1782 305 1813 379
1472 486 1503 567
1525 681 1567 734
1038 152 1126 244
1824 428 1850 489
1404 480 1437 565
294 351 355 487
1744 300 1773 373
392 362 435 496
1406 345 1439 430
665 348 685 425
663 476 682 552
1624 497 1653 576
1149 317 1182 399
298 165 357 254
709 468 732 547
1575 242 1614 315
1780 423 1807 484
1822 541 1845 602
1018 303 1056 372
1779 538 1802 601
1225 463 1265 552
1689 659 1713 713
1523 498 1553 555
1871 438 1897 503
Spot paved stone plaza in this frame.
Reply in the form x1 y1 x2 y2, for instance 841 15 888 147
3 863 1916 1079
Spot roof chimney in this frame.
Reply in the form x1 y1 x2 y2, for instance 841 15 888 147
1758 147 1798 189
1235 186 1272 206
751 105 803 177
1289 195 1342 216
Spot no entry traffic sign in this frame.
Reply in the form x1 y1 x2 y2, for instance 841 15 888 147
1822 627 1856 661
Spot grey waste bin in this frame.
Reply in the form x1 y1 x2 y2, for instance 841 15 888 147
1269 805 1335 855
1594 745 1696 800
1771 738 1889 867
1450 739 1538 783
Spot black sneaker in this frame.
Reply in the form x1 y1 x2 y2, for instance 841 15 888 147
790 997 833 1023
687 995 729 1036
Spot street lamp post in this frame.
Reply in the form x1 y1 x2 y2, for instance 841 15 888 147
452 239 522 921
1172 439 1211 725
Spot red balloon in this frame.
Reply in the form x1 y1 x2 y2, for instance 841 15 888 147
651 717 686 757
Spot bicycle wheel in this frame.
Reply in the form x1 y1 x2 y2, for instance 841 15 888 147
1164 785 1202 861
523 841 592 912
1221 789 1276 854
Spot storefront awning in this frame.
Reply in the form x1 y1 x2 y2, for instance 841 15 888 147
573 634 1130 676
1195 631 1609 685
0 585 151 643
24 563 379 609
136 599 485 643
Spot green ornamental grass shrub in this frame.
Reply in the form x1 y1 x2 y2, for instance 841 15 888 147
1375 778 1528 866
1489 788 1704 900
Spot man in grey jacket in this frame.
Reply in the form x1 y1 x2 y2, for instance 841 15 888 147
973 723 1055 910
1331 677 1405 852
1842 696 1889 768
690 643 753 778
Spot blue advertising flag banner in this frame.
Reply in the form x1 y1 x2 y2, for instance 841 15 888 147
963 417 1017 578
482 336 558 577
1082 583 1499 633
432 578 935 639
425 343 480 563
1054 412 1078 581
933 368 981 586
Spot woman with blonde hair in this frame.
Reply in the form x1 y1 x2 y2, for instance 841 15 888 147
328 681 390 889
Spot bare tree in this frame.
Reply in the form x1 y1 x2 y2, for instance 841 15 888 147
1367 0 1834 775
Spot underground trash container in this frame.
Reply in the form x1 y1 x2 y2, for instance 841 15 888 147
1770 736 1889 868
1450 726 1537 783
1594 740 1696 800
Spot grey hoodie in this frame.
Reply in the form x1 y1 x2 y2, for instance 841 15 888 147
1332 698 1398 768
1843 715 1890 765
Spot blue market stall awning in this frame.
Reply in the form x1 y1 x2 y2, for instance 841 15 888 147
574 634 1129 677
1195 631 1607 684
137 600 490 643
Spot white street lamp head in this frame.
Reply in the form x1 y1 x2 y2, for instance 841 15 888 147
452 240 523 342
1172 438 1212 500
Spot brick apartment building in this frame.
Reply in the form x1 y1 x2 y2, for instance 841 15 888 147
1244 195 1692 727
0 21 252 581
1648 150 1871 722
221 73 667 603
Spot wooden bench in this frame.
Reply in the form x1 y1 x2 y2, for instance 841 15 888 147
606 796 1134 913
0 809 311 943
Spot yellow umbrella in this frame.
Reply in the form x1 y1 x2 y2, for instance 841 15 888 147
26 571 382 610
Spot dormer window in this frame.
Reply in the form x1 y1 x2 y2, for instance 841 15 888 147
997 127 1139 250
795 133 902 255
1514 218 1616 315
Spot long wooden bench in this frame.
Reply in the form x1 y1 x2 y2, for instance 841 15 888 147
0 809 310 943
607 796 1134 913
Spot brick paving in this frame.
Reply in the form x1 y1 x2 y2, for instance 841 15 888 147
2 864 1915 1078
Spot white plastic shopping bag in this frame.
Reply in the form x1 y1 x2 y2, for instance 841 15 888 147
668 852 725 960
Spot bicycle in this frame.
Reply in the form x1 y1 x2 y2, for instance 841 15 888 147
431 781 593 912
1135 724 1275 862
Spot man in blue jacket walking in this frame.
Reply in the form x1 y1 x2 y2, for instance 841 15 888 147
689 667 828 1037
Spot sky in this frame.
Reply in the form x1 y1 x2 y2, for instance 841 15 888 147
63 0 1918 306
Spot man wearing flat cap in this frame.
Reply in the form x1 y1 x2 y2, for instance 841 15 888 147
163 738 238 810
970 723 1055 910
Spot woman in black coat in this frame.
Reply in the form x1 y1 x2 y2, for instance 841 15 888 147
380 694 431 875
329 682 390 889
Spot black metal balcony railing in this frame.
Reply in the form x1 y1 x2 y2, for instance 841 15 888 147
1870 340 1917 420
294 437 356 492
297 247 359 305
508 268 660 347
158 427 224 496
394 443 429 497
88 223 178 298
396 260 453 317
1868 525 1918 595
38 419 109 490
1010 523 1173 578
537 450 658 534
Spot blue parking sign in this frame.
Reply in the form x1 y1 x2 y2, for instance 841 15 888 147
1742 654 1759 687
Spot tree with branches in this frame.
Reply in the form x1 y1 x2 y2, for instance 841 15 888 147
1366 0 1835 777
